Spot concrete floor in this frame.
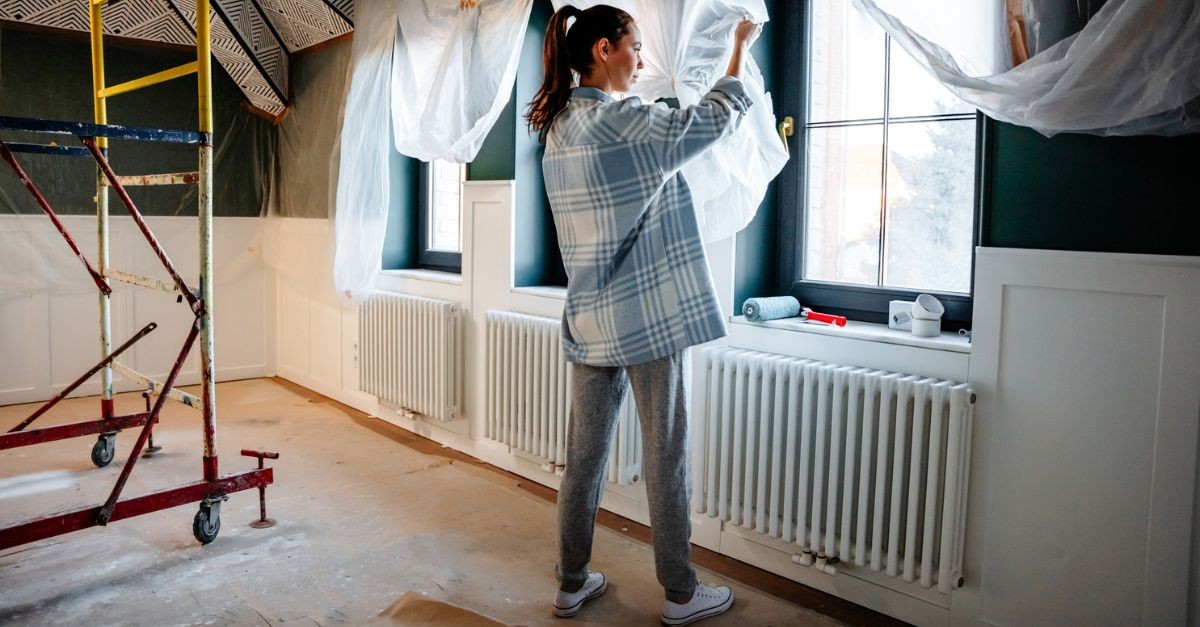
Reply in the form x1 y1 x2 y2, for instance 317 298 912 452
0 378 849 626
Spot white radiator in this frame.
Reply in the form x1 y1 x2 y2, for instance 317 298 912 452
359 292 463 421
485 310 642 486
698 347 974 593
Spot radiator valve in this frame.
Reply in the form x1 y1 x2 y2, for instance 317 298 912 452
814 555 840 576
792 551 839 576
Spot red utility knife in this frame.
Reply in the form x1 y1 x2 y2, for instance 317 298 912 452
800 307 847 327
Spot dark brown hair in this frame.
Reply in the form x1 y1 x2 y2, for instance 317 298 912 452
525 4 635 143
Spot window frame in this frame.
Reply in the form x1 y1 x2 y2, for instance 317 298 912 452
416 160 464 273
775 1 986 330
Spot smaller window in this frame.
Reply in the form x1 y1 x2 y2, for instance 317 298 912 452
418 160 464 272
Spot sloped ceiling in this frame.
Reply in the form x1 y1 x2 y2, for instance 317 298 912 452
0 0 354 117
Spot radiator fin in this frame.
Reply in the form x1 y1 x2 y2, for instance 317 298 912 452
697 347 974 593
358 292 462 421
485 310 642 486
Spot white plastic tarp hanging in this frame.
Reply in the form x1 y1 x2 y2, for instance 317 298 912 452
333 0 395 300
552 0 788 243
853 0 1200 136
391 0 534 162
334 0 532 300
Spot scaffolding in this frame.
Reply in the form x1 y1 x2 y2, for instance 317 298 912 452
0 0 277 549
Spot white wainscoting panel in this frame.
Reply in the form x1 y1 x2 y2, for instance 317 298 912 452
0 216 274 407
959 248 1200 627
268 217 383 416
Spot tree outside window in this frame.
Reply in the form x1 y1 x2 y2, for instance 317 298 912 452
803 0 977 296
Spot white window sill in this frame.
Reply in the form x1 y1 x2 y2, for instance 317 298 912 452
729 315 971 354
511 286 567 300
379 269 462 286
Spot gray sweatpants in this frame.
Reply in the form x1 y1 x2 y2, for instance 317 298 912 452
555 351 697 603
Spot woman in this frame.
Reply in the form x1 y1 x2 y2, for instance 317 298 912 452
526 4 759 625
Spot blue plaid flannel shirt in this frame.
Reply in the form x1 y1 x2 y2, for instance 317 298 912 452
543 76 753 366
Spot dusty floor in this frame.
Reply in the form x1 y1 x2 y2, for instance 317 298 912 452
0 378 851 626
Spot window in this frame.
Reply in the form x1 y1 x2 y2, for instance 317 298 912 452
780 0 983 326
418 159 465 272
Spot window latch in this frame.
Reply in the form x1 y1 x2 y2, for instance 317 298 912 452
777 115 794 154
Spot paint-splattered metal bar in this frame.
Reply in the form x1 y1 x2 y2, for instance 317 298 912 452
0 115 204 144
101 171 201 186
110 362 202 408
0 412 155 451
1 142 92 156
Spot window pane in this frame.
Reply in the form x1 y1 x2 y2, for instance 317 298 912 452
428 160 462 253
882 120 975 294
808 0 886 124
888 39 974 118
804 124 884 286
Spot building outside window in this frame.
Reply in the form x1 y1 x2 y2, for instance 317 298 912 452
418 159 465 271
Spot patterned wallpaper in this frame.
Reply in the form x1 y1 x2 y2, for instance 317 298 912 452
0 0 354 117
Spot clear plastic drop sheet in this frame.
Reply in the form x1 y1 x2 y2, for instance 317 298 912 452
855 0 1200 136
259 36 352 301
553 0 788 243
334 0 532 300
391 0 534 163
333 0 400 300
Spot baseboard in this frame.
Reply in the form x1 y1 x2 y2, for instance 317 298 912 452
0 364 274 408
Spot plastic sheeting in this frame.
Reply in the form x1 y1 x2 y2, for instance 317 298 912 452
332 0 395 300
259 34 352 301
855 0 1200 136
552 0 788 243
334 0 532 300
391 0 534 162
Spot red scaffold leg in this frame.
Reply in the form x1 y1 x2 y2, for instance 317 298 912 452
0 468 273 551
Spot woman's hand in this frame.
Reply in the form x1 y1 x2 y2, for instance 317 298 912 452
725 19 762 78
733 19 762 49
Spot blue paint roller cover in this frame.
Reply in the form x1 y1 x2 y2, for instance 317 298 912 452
742 296 801 322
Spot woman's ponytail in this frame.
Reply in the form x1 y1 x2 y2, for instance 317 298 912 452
525 4 634 143
526 6 581 143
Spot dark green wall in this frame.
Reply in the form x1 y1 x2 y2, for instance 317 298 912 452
512 0 566 288
381 114 420 270
733 3 782 313
468 90 517 181
982 119 1200 256
0 27 271 218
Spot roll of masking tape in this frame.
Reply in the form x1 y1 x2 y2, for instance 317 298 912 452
911 317 941 337
911 293 945 321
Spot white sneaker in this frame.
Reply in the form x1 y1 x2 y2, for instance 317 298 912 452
553 571 607 618
660 582 734 626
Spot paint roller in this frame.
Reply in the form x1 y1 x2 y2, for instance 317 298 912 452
742 296 847 326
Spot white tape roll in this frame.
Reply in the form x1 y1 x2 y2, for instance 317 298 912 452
911 293 945 321
912 317 941 337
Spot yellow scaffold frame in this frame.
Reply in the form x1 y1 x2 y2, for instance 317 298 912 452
89 0 215 439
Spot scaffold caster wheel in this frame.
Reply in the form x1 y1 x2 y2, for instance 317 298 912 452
193 504 221 544
91 434 116 467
